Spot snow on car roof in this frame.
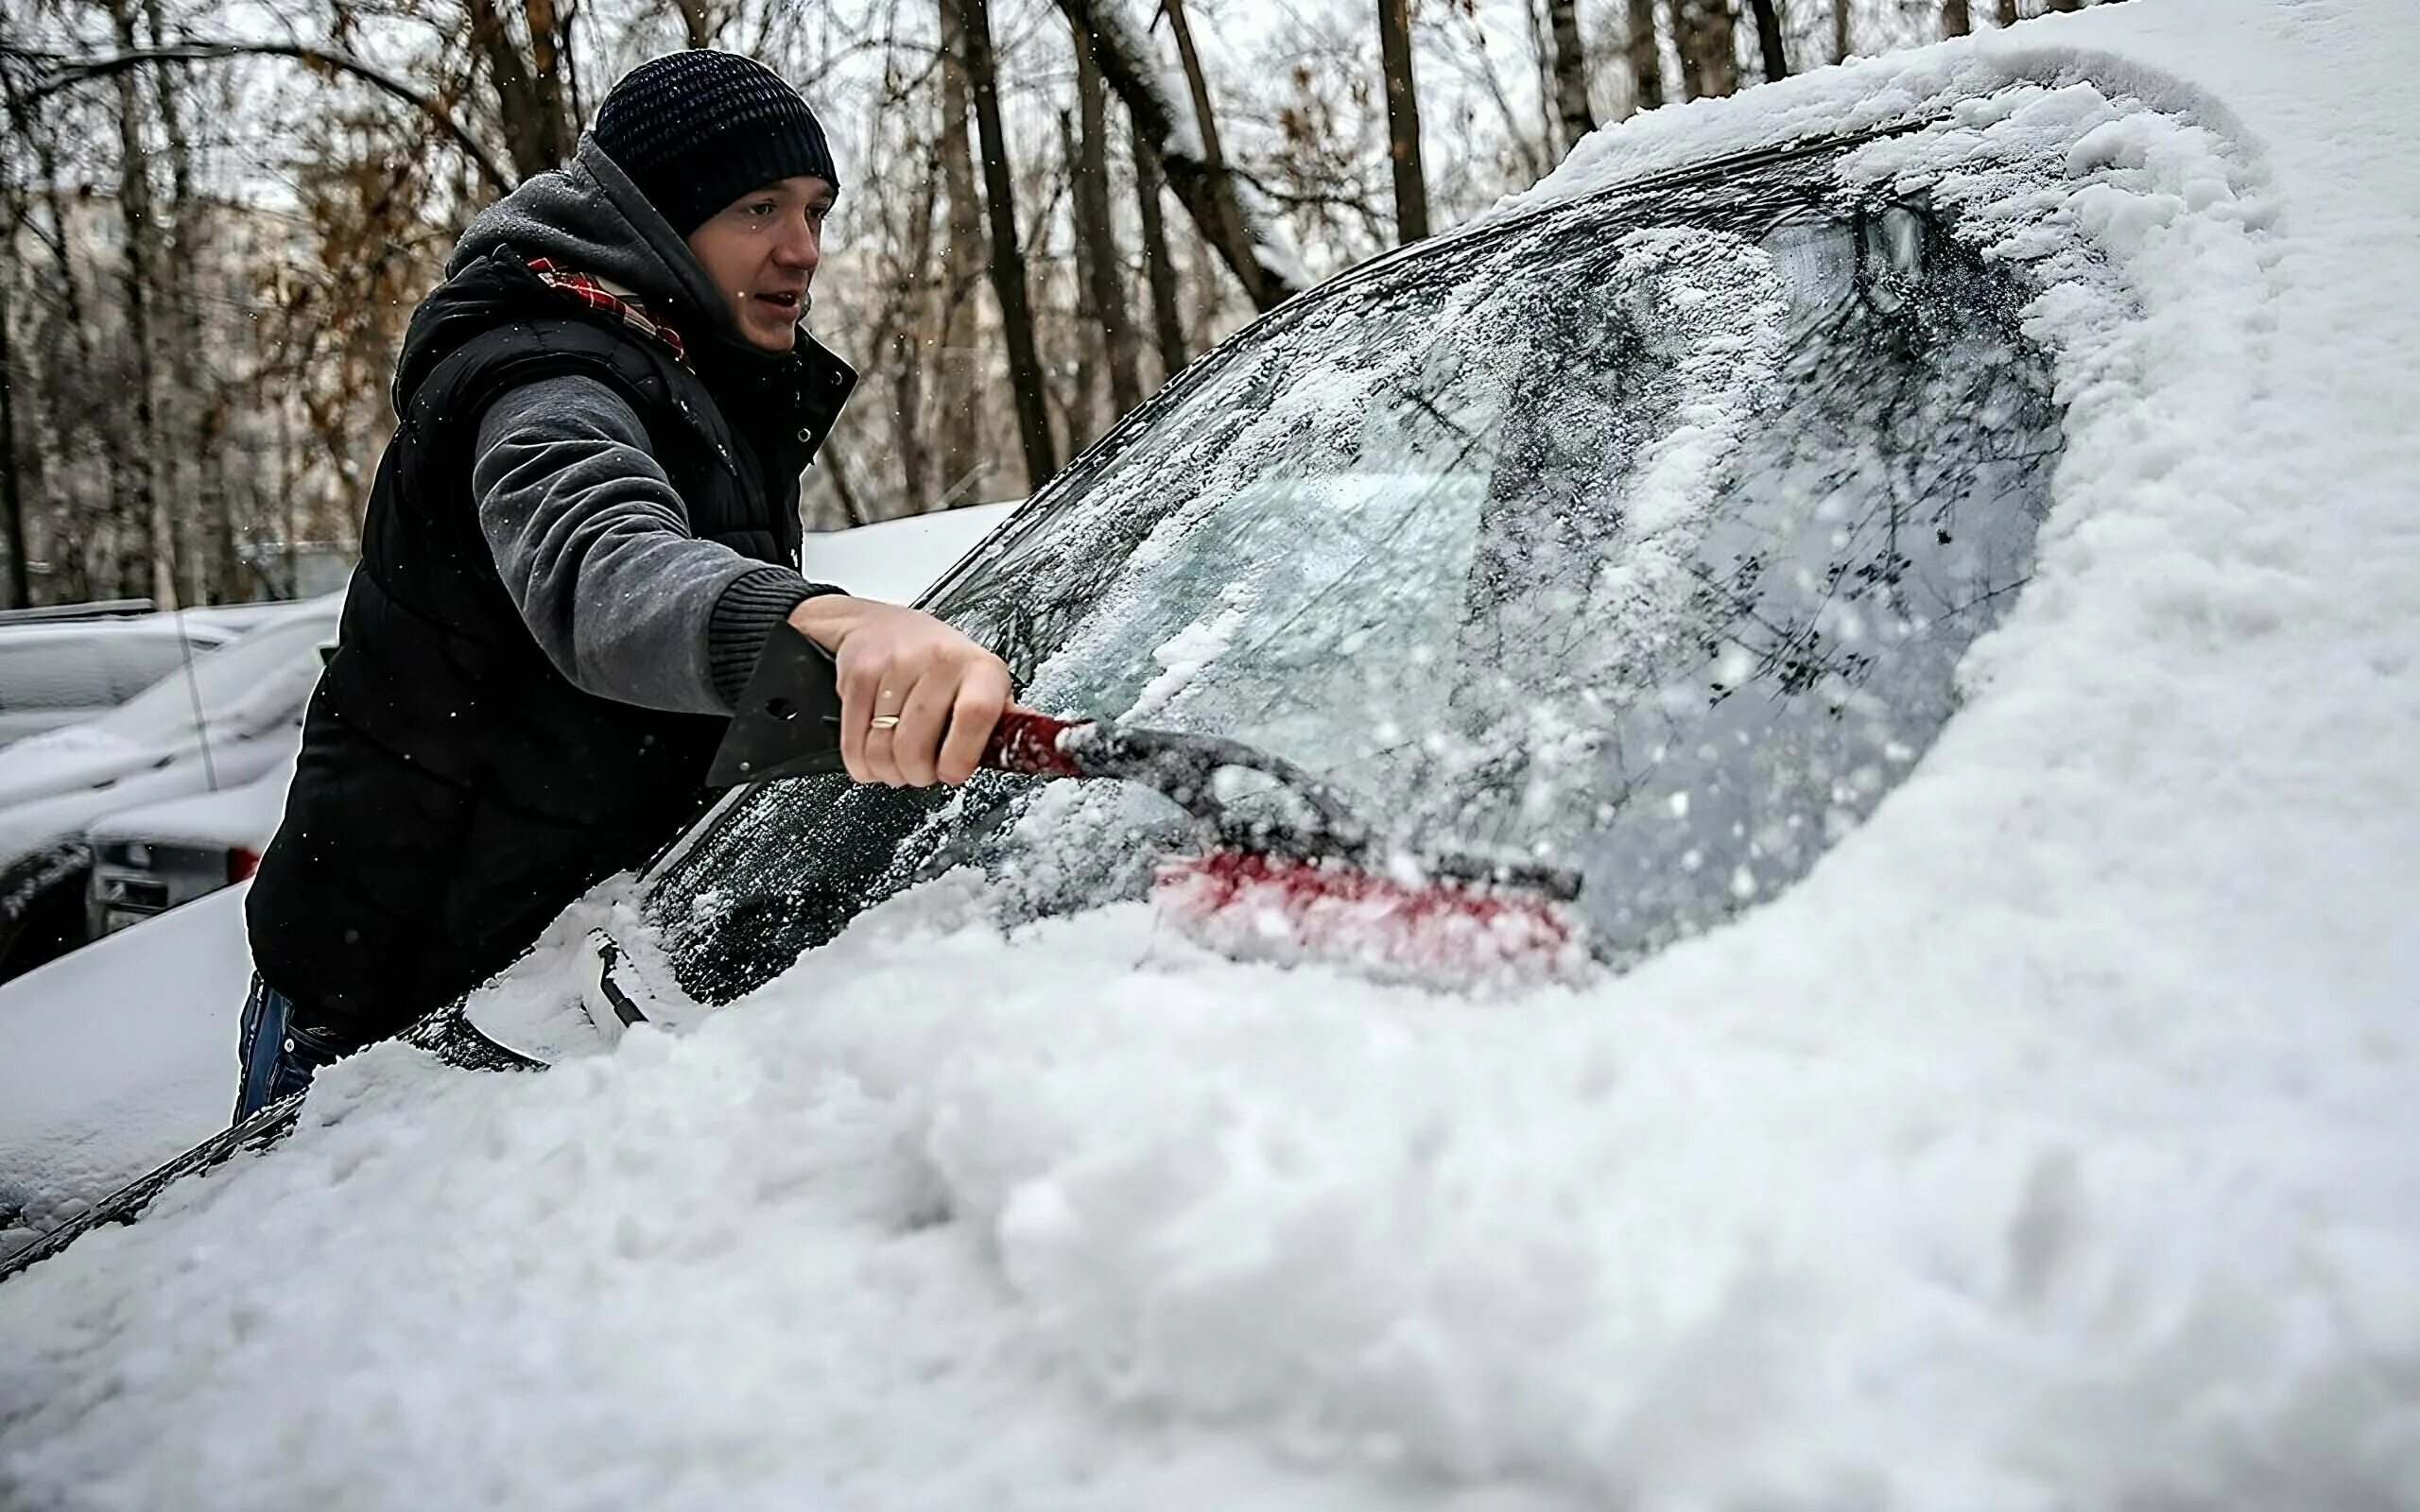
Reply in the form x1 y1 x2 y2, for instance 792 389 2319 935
3 2 2414 1506
795 500 1019 607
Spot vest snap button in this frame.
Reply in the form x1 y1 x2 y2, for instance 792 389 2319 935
796 428 814 443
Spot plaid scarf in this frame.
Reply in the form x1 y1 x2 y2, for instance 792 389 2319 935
524 257 688 363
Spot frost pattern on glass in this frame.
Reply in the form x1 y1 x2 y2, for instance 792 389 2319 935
648 156 2060 1003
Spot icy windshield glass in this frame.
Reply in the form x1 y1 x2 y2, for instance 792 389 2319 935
648 146 2060 1004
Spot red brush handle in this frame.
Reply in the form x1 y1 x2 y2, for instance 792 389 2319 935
980 708 1091 778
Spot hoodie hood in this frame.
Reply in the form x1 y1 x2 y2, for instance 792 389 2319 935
446 137 741 346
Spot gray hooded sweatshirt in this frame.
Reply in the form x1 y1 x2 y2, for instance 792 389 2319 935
445 137 837 715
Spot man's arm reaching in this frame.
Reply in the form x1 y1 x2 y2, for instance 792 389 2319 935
472 373 834 713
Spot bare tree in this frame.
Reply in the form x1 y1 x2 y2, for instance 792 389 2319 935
932 0 988 506
1833 0 1851 61
1746 0 1788 79
1672 0 1738 100
1996 0 2019 23
1374 0 1428 243
1942 0 1972 35
20 40 512 192
1624 0 1665 113
1071 18 1141 420
1545 0 1594 155
670 0 731 49
957 0 1057 490
464 0 579 178
100 0 170 605
141 0 230 599
1052 0 1301 310
0 215 26 607
1158 0 1276 303
1132 134 1187 382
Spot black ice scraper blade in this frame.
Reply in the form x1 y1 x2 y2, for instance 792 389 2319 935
708 622 847 786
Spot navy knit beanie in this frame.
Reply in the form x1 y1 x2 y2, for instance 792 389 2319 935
592 51 838 237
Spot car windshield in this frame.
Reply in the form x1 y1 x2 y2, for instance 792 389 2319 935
647 139 2061 1005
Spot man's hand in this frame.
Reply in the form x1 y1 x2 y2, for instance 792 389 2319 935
786 595 1011 786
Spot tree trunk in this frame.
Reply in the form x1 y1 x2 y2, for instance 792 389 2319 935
1132 134 1188 382
1073 21 1142 420
1996 0 2020 24
1374 0 1430 243
1672 0 1739 100
1942 0 1972 35
1053 0 1300 310
105 0 171 606
672 0 722 48
1057 110 1102 448
28 121 105 591
0 259 26 609
521 0 578 164
1545 0 1596 151
1158 0 1277 305
1833 0 1852 60
465 0 571 178
934 0 988 507
890 154 942 514
2048 0 2083 10
1746 0 1789 78
144 0 225 602
958 0 1058 490
1624 0 1665 113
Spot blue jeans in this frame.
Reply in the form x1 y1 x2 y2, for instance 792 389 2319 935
233 975 345 1124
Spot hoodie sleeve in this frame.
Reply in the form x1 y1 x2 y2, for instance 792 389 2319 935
472 373 842 713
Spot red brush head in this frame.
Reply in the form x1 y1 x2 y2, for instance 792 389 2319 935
1153 848 1591 988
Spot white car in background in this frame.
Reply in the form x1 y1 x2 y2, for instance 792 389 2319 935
0 598 342 979
85 757 295 938
0 612 238 748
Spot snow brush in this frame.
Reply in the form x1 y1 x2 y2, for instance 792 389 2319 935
977 709 1589 986
712 626 1589 986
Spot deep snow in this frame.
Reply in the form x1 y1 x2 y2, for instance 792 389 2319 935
4 1 2417 1507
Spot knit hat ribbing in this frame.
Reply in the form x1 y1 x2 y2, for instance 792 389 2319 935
591 51 838 238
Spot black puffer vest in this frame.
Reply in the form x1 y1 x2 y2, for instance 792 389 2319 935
249 249 855 1042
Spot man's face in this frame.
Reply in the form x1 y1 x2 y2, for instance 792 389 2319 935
683 175 837 352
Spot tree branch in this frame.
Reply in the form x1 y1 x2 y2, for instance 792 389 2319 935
9 41 513 193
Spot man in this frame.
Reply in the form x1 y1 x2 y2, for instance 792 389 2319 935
238 51 1010 1119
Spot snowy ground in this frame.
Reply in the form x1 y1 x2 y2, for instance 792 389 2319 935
5 0 2418 1506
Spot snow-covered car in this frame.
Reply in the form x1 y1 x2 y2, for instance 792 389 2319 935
7 4 2416 1506
797 499 1019 603
84 757 294 937
0 599 340 978
0 612 239 748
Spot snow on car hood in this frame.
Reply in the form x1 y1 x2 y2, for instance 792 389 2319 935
81 752 296 851
3 1 2415 1506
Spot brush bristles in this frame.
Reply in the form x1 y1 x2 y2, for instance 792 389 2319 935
1153 850 1590 988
